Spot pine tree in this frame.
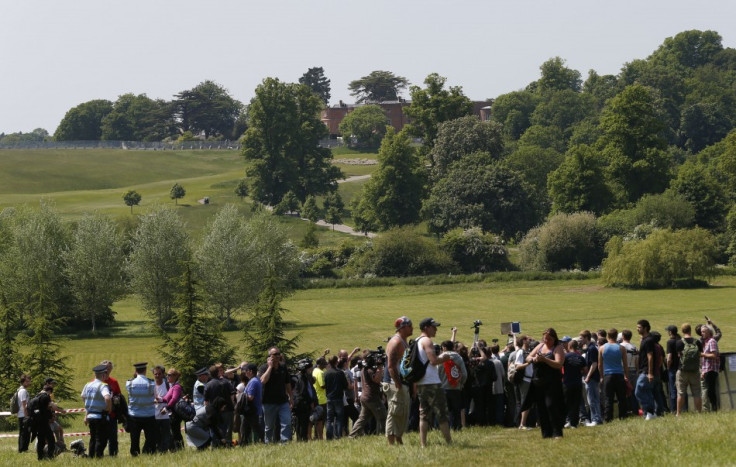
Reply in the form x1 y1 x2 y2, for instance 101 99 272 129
158 263 235 395
241 276 304 365
0 301 20 410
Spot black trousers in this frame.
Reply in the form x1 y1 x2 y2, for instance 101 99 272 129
128 416 158 456
563 384 582 427
704 371 719 411
18 416 31 452
88 417 109 458
35 422 55 460
603 374 628 422
533 381 564 438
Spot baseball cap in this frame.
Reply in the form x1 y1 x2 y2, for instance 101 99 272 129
394 316 412 329
419 318 441 330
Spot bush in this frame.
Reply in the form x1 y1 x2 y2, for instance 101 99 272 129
602 227 718 288
518 212 604 271
440 227 513 273
597 191 695 239
346 227 457 277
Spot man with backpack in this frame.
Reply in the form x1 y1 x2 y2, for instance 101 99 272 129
384 316 413 446
30 384 58 460
675 323 702 415
415 317 452 448
438 340 467 430
15 374 32 453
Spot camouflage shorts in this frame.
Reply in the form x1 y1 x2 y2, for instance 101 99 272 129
417 384 449 424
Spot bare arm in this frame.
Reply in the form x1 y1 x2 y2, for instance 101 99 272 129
621 345 629 380
422 338 448 366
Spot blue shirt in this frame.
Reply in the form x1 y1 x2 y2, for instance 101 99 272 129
126 374 155 417
602 343 624 375
81 379 110 419
245 377 263 416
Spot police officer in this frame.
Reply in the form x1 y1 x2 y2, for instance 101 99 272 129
193 367 209 410
81 364 112 458
125 362 158 456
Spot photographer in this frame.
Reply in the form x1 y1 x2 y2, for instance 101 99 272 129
439 340 467 430
292 359 318 441
468 342 495 426
349 350 387 438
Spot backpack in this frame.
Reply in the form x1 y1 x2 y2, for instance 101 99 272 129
9 388 20 415
235 390 250 415
443 359 461 388
399 337 428 384
680 339 700 372
174 398 195 422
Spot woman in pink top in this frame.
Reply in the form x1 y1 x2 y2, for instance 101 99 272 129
162 368 184 451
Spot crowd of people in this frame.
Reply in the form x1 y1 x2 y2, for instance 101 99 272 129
11 315 725 458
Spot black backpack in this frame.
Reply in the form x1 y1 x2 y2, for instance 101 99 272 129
400 337 429 384
174 398 196 422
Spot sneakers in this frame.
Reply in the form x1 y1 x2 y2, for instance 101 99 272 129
645 412 658 420
563 422 571 428
518 425 533 431
585 421 600 427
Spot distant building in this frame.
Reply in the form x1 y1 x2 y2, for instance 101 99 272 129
321 99 492 138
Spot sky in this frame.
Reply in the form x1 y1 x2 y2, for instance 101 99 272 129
3 0 736 135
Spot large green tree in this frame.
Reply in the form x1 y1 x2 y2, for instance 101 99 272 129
242 78 342 205
429 116 505 178
299 66 331 106
338 105 389 150
63 213 126 332
174 80 242 139
547 144 613 215
101 93 174 141
348 70 409 104
404 73 473 153
352 129 426 231
423 152 537 237
535 57 582 94
490 90 538 139
54 99 113 141
127 206 190 328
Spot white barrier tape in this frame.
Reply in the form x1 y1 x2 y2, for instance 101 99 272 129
0 428 127 439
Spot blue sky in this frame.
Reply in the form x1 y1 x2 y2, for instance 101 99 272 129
2 0 736 134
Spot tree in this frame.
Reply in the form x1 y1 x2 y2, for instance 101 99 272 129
404 73 473 152
54 99 113 141
547 145 613 215
235 178 249 201
423 152 537 237
536 57 582 94
101 93 174 141
338 105 389 150
669 161 727 230
273 190 300 215
602 228 718 288
597 84 673 203
195 208 300 328
352 129 426 231
159 263 235 395
504 144 564 205
127 206 190 328
348 70 409 103
170 183 186 205
518 212 604 271
241 277 302 364
123 190 142 213
429 116 505 178
299 66 331 106
242 78 343 205
0 302 20 408
62 213 126 332
301 195 321 222
440 228 512 273
490 90 538 140
323 191 344 230
174 80 242 139
0 203 71 325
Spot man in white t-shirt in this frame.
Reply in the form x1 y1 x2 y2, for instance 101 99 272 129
416 318 452 448
17 374 32 453
152 365 171 452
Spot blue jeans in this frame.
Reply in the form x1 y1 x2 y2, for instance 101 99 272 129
263 402 291 443
326 400 344 440
667 369 678 413
584 379 602 423
635 374 655 414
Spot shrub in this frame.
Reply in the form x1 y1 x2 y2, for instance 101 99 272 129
602 227 718 288
439 227 513 273
346 227 457 277
597 191 695 239
518 212 604 271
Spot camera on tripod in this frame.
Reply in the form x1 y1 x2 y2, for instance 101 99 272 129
361 346 385 370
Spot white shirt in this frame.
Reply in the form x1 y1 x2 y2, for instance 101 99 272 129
417 336 441 385
154 382 170 420
17 387 28 418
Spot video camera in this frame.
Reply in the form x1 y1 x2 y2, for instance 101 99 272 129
295 358 313 372
361 346 386 370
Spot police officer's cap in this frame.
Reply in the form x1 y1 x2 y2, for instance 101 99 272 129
194 366 209 376
93 364 108 373
133 362 148 371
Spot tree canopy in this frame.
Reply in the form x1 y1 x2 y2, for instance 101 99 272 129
299 66 331 106
348 70 409 104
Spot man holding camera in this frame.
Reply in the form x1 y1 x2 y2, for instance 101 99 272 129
349 350 387 438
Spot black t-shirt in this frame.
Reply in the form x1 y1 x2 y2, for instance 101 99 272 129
585 343 599 379
639 335 655 374
563 352 586 386
204 378 234 410
259 364 290 405
324 367 347 402
666 337 680 369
